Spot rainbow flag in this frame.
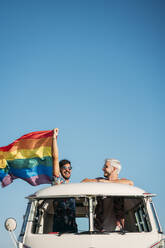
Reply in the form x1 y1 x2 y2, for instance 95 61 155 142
0 130 54 187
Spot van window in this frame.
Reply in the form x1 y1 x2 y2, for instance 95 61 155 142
31 196 151 234
32 198 78 234
94 197 152 232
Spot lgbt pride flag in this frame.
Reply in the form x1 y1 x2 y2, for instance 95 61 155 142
0 130 54 187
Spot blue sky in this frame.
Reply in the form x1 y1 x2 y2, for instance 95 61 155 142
0 0 165 247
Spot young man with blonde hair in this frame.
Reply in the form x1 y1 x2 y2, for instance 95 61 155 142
82 158 133 185
82 158 133 231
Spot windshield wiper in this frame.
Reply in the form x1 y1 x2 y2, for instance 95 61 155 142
58 231 77 236
79 230 109 235
58 229 127 235
79 229 127 235
110 229 126 235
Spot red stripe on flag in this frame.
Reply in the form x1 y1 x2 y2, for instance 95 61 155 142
0 130 53 152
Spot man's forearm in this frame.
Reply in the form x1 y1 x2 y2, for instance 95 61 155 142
98 178 134 186
52 128 60 177
81 178 98 183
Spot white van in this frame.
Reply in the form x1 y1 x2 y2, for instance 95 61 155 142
5 182 165 248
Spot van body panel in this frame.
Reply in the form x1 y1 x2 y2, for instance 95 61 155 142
15 183 164 248
27 183 148 199
24 232 163 248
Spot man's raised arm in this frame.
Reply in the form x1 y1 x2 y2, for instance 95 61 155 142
52 128 60 178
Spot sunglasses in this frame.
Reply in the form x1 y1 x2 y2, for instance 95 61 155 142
103 165 110 169
61 166 72 170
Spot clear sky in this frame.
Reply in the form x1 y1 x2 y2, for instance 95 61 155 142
0 0 165 247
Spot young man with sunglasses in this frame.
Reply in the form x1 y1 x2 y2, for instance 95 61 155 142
51 128 77 233
52 128 72 185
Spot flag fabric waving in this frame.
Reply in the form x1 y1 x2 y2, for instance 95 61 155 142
0 130 54 187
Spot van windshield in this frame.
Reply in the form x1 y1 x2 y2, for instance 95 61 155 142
31 196 151 234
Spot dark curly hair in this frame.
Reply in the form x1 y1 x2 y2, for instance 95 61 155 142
59 159 71 169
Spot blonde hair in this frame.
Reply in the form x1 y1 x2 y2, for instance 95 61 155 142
105 158 121 174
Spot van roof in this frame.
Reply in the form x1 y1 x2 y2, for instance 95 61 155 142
27 182 155 199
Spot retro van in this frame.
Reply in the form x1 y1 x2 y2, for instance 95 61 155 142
5 182 165 248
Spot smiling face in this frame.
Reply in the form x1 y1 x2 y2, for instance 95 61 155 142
60 163 72 180
102 161 114 178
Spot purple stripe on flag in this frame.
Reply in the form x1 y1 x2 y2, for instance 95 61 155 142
24 175 52 186
2 174 51 187
2 174 17 187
